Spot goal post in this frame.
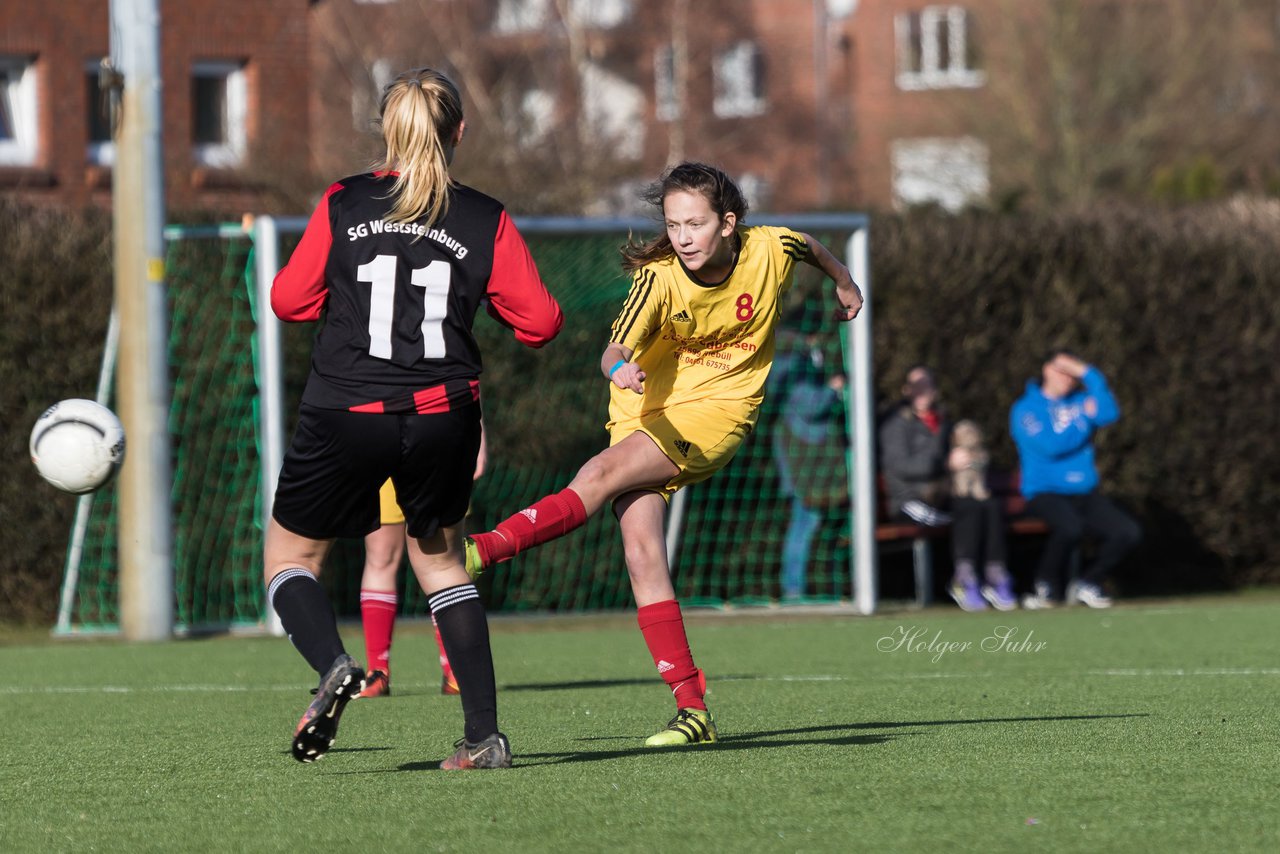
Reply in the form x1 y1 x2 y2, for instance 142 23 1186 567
56 212 877 635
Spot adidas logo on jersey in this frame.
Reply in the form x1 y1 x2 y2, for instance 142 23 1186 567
673 439 691 457
520 508 538 524
671 310 692 323
656 659 675 673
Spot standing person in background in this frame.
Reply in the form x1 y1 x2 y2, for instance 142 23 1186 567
1011 350 1140 608
880 366 1016 611
463 162 863 747
266 66 562 769
769 315 850 602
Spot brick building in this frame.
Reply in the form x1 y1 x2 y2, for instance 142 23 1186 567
0 0 311 212
8 1 1262 215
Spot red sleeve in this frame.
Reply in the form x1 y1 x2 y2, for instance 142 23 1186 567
270 183 340 322
485 210 563 348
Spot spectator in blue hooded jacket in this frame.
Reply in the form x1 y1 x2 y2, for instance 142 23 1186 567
1010 350 1141 608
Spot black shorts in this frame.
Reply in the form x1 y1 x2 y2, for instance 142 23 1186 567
272 403 481 540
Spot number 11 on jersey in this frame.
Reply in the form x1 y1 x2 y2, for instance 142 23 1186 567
357 254 452 360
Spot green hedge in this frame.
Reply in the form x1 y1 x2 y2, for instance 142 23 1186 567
871 202 1280 592
3 199 1277 622
0 201 113 623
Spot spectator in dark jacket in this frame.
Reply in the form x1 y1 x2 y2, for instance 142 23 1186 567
880 366 1014 611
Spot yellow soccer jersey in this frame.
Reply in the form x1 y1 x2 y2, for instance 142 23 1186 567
609 225 807 417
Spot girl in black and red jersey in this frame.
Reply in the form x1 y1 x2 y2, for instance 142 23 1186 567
265 67 562 770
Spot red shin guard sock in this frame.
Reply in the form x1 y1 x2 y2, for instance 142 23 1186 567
432 614 453 675
637 599 706 711
359 589 398 673
475 488 588 565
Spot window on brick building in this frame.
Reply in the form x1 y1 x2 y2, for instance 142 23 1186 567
0 56 38 166
581 61 644 159
86 61 114 167
895 5 985 90
192 61 247 168
568 0 631 28
503 86 557 148
654 44 680 122
713 41 766 118
891 137 989 211
352 58 394 132
494 0 549 32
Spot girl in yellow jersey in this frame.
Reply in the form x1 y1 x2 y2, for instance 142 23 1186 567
467 163 862 745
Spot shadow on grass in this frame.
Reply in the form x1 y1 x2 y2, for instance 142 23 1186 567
501 673 790 692
564 712 1146 746
333 713 1147 773
503 677 659 691
382 729 894 772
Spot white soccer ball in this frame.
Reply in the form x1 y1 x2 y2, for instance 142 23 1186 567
29 399 127 494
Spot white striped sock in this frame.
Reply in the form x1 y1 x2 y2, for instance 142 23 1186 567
429 584 480 614
267 567 316 606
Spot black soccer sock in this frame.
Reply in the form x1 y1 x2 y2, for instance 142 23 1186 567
429 584 498 743
268 568 347 676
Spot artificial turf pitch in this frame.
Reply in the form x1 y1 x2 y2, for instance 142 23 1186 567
2 592 1278 852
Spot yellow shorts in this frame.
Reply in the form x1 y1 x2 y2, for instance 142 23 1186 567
607 397 757 495
378 479 405 525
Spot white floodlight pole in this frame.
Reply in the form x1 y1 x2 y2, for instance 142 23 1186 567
111 0 173 640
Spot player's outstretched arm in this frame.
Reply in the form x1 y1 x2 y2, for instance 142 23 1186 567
798 232 863 321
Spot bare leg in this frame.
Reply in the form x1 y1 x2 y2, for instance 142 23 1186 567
264 518 333 584
614 490 676 606
567 432 680 512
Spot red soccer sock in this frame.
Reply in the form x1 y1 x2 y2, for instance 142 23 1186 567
637 599 706 711
359 588 398 674
472 488 588 566
432 614 454 675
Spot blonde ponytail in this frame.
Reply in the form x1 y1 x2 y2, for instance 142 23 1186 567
373 68 464 227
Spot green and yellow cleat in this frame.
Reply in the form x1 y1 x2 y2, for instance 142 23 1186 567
644 707 717 747
463 537 485 581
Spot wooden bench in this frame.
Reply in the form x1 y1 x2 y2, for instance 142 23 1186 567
876 470 1050 607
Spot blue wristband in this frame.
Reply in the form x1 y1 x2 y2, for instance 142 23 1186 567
608 359 626 378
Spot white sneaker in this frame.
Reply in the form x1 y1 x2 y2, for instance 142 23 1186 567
1021 582 1056 610
1021 592 1056 610
1073 583 1113 609
901 500 951 527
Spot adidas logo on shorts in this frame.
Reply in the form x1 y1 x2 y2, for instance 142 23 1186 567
671 310 692 323
673 439 691 457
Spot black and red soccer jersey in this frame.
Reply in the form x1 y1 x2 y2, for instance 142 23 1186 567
272 173 563 413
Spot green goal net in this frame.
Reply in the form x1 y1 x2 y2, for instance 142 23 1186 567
58 216 867 634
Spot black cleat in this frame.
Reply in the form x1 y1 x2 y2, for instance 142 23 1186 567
292 654 364 763
440 732 513 769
